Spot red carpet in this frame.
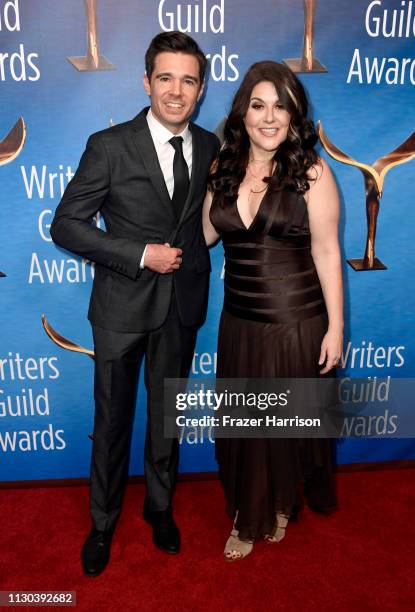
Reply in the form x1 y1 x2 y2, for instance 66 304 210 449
0 470 414 611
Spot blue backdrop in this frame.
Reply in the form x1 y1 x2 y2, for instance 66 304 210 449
1 0 414 482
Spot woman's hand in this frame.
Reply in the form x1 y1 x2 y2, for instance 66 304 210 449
318 328 343 374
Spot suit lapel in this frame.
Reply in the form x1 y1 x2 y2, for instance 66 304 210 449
130 110 175 221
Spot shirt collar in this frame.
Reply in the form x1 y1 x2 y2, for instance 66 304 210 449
146 108 191 146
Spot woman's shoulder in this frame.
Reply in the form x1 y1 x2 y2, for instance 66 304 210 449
306 156 336 191
303 157 337 206
307 155 329 180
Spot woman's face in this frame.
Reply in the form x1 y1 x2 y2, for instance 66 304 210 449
243 80 291 157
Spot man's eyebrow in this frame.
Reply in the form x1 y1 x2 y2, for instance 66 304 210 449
155 72 199 82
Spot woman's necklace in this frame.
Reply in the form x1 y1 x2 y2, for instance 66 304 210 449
246 159 273 200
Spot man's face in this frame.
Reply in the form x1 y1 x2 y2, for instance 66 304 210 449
143 52 204 134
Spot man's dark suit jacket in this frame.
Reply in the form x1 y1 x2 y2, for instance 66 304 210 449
51 108 219 333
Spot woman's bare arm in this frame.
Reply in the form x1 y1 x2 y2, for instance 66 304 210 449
202 188 220 246
307 157 344 374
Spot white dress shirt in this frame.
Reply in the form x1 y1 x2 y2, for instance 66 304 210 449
140 109 193 268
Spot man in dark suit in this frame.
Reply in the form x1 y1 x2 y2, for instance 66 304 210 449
51 31 219 576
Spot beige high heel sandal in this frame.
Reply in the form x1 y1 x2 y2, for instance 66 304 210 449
224 527 254 561
265 512 290 543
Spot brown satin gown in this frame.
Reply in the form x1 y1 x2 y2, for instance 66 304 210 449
210 184 337 541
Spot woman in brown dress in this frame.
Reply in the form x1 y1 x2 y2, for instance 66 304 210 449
203 61 343 560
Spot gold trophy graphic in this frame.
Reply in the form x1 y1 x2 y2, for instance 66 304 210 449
42 315 94 439
1 117 26 277
42 315 95 359
68 0 115 71
318 122 415 271
0 117 26 166
283 0 327 73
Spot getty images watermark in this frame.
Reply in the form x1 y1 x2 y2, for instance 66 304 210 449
175 387 320 429
163 377 415 438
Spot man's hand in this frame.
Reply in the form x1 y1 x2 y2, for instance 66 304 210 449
144 243 183 274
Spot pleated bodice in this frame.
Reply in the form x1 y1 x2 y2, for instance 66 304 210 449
210 186 326 324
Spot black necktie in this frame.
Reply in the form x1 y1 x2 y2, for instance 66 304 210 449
169 136 190 220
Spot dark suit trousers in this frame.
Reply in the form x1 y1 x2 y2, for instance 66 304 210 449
89 294 196 531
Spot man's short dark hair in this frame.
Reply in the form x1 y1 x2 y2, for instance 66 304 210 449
145 31 208 83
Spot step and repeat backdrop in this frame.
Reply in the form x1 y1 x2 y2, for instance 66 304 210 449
1 0 414 482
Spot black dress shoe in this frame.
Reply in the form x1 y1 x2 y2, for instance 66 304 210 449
143 503 180 554
81 528 113 577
